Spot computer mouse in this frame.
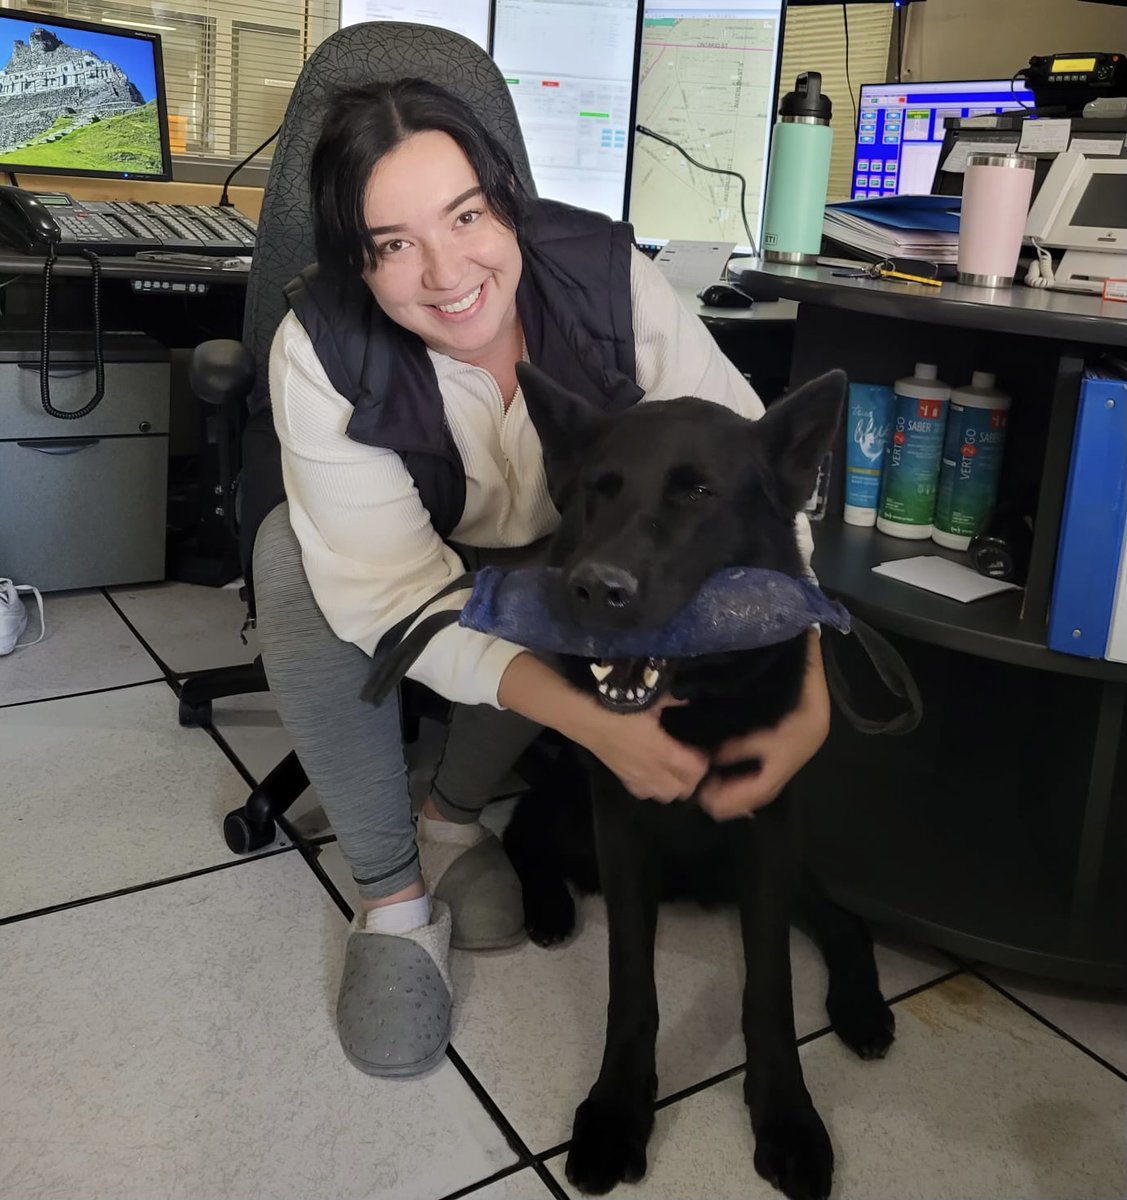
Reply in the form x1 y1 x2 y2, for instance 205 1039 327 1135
697 282 754 309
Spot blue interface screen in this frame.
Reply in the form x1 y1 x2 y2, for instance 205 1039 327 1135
850 83 1036 198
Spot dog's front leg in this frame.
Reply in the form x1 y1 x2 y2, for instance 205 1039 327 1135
732 801 834 1200
565 770 660 1195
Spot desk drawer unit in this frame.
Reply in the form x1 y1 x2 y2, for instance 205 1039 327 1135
0 333 170 591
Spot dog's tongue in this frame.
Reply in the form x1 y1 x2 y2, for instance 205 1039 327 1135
589 657 667 712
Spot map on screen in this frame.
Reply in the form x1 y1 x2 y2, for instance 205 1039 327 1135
630 3 783 251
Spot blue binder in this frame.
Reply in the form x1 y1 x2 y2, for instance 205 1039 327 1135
1048 370 1127 658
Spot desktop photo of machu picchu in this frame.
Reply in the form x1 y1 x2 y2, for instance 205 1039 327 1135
0 18 163 174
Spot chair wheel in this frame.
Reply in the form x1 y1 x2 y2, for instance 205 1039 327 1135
223 810 276 854
179 695 213 727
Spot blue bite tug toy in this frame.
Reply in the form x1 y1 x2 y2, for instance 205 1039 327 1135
458 565 850 659
362 564 851 708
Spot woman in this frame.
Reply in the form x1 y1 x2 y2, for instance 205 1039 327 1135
266 78 830 1077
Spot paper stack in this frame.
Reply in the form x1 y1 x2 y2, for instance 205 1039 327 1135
822 195 962 264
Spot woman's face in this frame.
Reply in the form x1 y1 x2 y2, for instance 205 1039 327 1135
361 130 522 364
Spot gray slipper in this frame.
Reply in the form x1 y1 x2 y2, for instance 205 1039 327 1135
423 833 526 951
336 901 452 1078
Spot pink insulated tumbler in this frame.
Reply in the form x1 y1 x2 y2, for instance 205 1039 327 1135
957 153 1036 288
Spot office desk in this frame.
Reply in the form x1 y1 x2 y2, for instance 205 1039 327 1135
740 262 1126 989
0 249 251 584
0 250 249 343
0 250 797 584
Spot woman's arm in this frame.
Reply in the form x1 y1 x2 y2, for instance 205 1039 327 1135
269 312 525 707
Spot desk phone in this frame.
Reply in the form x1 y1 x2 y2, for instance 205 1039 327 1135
0 186 257 256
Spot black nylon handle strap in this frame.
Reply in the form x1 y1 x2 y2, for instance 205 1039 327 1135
823 616 923 735
372 571 477 658
362 609 464 706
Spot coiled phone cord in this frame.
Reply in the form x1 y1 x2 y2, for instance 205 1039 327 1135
40 244 106 419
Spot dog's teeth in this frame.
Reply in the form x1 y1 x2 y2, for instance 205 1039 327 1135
590 662 613 682
609 687 620 700
643 666 659 689
625 688 636 701
598 681 608 695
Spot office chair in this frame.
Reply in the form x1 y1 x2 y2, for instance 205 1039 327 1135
177 22 537 855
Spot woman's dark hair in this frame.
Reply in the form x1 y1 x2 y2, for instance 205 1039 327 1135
310 78 529 276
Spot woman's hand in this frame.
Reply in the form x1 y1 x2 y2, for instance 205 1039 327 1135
573 696 709 803
498 653 707 802
698 632 830 821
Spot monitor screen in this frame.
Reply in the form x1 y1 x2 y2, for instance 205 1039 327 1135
0 10 171 180
491 0 641 219
853 78 1036 198
1072 172 1127 229
338 1 492 52
628 0 785 255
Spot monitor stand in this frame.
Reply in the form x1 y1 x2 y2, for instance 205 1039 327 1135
1056 248 1127 294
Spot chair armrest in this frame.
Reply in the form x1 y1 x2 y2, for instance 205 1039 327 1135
189 339 255 407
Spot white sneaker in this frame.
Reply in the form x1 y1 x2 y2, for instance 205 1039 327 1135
0 579 45 656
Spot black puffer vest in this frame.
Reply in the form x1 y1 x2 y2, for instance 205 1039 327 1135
281 198 645 539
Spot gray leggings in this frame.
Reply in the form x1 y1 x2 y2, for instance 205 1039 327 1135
252 503 542 901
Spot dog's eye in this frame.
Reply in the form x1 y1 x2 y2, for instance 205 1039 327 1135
686 485 712 502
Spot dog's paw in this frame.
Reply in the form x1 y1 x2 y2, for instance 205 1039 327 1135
565 1095 654 1194
523 882 576 947
752 1104 834 1200
827 984 895 1060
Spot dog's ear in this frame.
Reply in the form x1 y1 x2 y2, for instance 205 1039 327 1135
752 369 847 513
517 362 607 504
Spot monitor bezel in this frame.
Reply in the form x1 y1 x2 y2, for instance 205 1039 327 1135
1025 149 1127 252
851 76 1038 199
856 76 1039 107
0 7 173 182
624 0 790 253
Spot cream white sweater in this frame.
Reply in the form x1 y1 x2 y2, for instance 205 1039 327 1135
270 248 814 707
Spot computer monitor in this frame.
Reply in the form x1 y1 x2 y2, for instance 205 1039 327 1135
852 78 1035 198
628 0 786 255
1026 149 1127 251
0 9 171 181
338 1 493 53
491 0 642 219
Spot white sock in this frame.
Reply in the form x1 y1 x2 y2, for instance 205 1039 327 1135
417 810 486 847
362 892 432 935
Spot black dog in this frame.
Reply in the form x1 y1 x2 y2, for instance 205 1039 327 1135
503 363 895 1200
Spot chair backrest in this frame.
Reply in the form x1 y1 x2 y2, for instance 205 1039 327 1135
242 22 536 419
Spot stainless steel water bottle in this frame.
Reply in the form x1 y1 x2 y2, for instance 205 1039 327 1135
761 72 834 264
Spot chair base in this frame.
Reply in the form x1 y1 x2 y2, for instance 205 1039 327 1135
224 748 311 854
178 658 270 726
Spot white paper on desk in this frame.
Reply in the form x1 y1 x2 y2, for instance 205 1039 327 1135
653 240 735 289
940 139 1016 173
1018 118 1071 154
871 555 1019 603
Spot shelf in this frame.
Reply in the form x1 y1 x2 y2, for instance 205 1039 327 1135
735 262 1127 348
811 515 1127 682
795 744 1126 989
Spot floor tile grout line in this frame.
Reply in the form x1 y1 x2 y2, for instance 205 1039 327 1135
0 846 297 928
434 1162 528 1200
290 834 355 921
99 588 182 684
195 719 355 920
971 966 1127 1083
530 960 971 1162
203 721 261 791
0 676 168 710
445 1045 570 1199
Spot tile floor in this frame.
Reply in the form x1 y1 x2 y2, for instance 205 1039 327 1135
2 582 1125 1200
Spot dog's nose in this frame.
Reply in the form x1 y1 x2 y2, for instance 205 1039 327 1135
568 562 639 611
